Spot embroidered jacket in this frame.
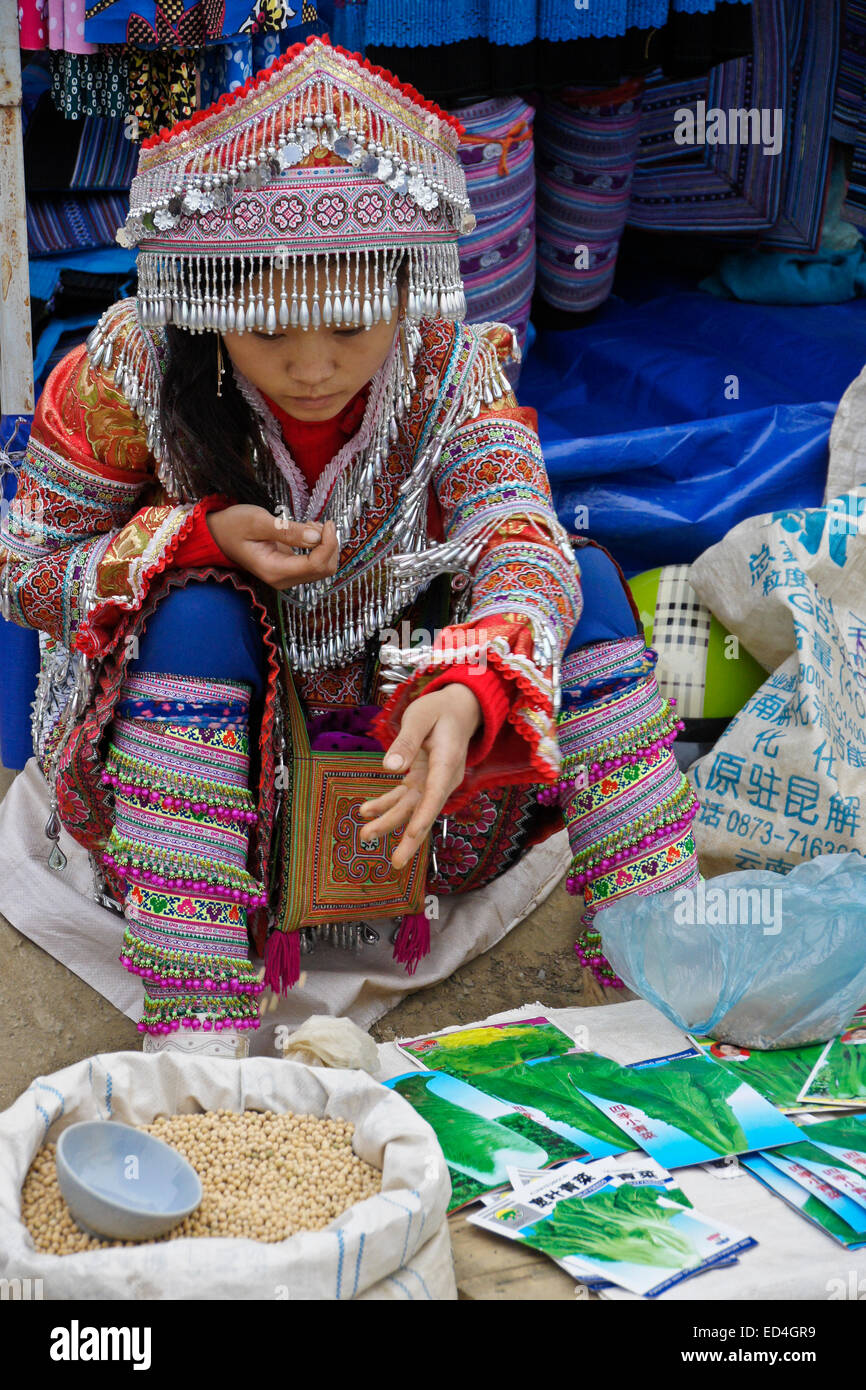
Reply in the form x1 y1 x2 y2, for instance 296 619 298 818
0 300 581 902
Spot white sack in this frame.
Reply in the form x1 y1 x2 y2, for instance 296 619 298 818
0 1051 456 1300
687 489 866 876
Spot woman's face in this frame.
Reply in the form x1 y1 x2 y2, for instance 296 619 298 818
221 259 402 421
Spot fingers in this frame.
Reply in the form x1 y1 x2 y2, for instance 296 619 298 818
392 752 462 870
256 509 324 549
381 697 439 774
266 520 340 589
360 785 422 845
358 785 404 819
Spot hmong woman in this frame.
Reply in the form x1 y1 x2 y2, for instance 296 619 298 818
0 38 698 1056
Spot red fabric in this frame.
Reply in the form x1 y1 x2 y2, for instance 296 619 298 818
262 388 368 489
171 503 238 569
419 664 511 766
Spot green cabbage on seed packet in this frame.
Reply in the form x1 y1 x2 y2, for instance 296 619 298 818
467 1056 629 1158
755 1148 866 1234
385 1070 590 1211
762 1139 866 1219
742 1155 866 1249
469 1162 755 1297
794 1113 866 1175
570 1049 802 1167
799 1009 866 1107
396 1016 577 1078
505 1160 743 1286
688 1034 823 1112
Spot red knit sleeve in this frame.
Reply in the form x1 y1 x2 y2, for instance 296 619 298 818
416 663 511 766
165 501 238 571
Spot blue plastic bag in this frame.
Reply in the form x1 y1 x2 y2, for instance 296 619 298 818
599 854 866 1048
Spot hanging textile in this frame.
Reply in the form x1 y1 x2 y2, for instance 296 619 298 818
83 0 303 45
833 0 866 145
196 21 324 103
19 1 49 50
26 100 137 190
628 0 839 253
535 81 644 315
70 113 139 187
127 47 196 138
47 0 97 53
196 7 316 103
762 0 839 251
841 1 866 229
332 0 750 47
49 48 129 120
455 96 536 354
321 0 754 103
26 193 130 255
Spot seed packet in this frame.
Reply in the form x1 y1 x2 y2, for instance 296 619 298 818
751 1150 866 1235
396 1018 626 1159
760 1138 866 1219
794 1113 866 1175
501 1160 741 1288
687 1034 823 1112
464 1056 630 1159
468 1160 755 1298
742 1155 866 1249
385 1069 589 1211
396 1016 579 1077
571 1049 803 1168
798 1008 866 1107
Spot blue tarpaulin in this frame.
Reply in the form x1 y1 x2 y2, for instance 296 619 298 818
520 278 866 576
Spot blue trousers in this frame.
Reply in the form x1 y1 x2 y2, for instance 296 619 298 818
129 548 638 684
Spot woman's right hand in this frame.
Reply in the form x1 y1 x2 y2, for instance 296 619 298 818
206 505 339 590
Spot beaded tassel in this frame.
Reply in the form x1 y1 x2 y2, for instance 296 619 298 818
102 673 266 1036
548 643 700 989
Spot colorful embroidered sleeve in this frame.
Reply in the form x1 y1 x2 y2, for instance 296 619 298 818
0 303 225 659
376 323 582 808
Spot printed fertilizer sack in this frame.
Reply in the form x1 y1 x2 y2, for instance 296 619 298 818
686 488 866 877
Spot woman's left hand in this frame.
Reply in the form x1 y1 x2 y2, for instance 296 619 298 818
359 684 482 870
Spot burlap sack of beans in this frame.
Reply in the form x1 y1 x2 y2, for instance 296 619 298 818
0 1052 456 1300
685 487 866 877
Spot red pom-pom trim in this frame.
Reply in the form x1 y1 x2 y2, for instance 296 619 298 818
141 34 464 151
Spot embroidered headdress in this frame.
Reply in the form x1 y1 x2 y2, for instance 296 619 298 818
115 35 474 334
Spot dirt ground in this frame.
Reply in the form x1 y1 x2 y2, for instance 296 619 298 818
0 762 628 1109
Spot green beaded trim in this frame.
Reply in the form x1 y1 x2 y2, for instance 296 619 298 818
107 831 263 897
121 925 259 987
558 704 679 774
141 992 261 1025
105 744 256 811
565 781 697 873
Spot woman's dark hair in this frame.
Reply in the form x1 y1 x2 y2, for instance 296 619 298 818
158 253 409 507
159 326 274 509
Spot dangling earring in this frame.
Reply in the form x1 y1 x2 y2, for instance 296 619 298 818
216 334 225 398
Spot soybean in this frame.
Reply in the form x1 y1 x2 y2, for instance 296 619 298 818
21 1109 382 1254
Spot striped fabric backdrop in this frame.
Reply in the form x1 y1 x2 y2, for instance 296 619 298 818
534 80 644 313
27 194 130 256
456 96 536 355
839 0 866 229
629 0 839 252
832 0 866 145
70 116 138 191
